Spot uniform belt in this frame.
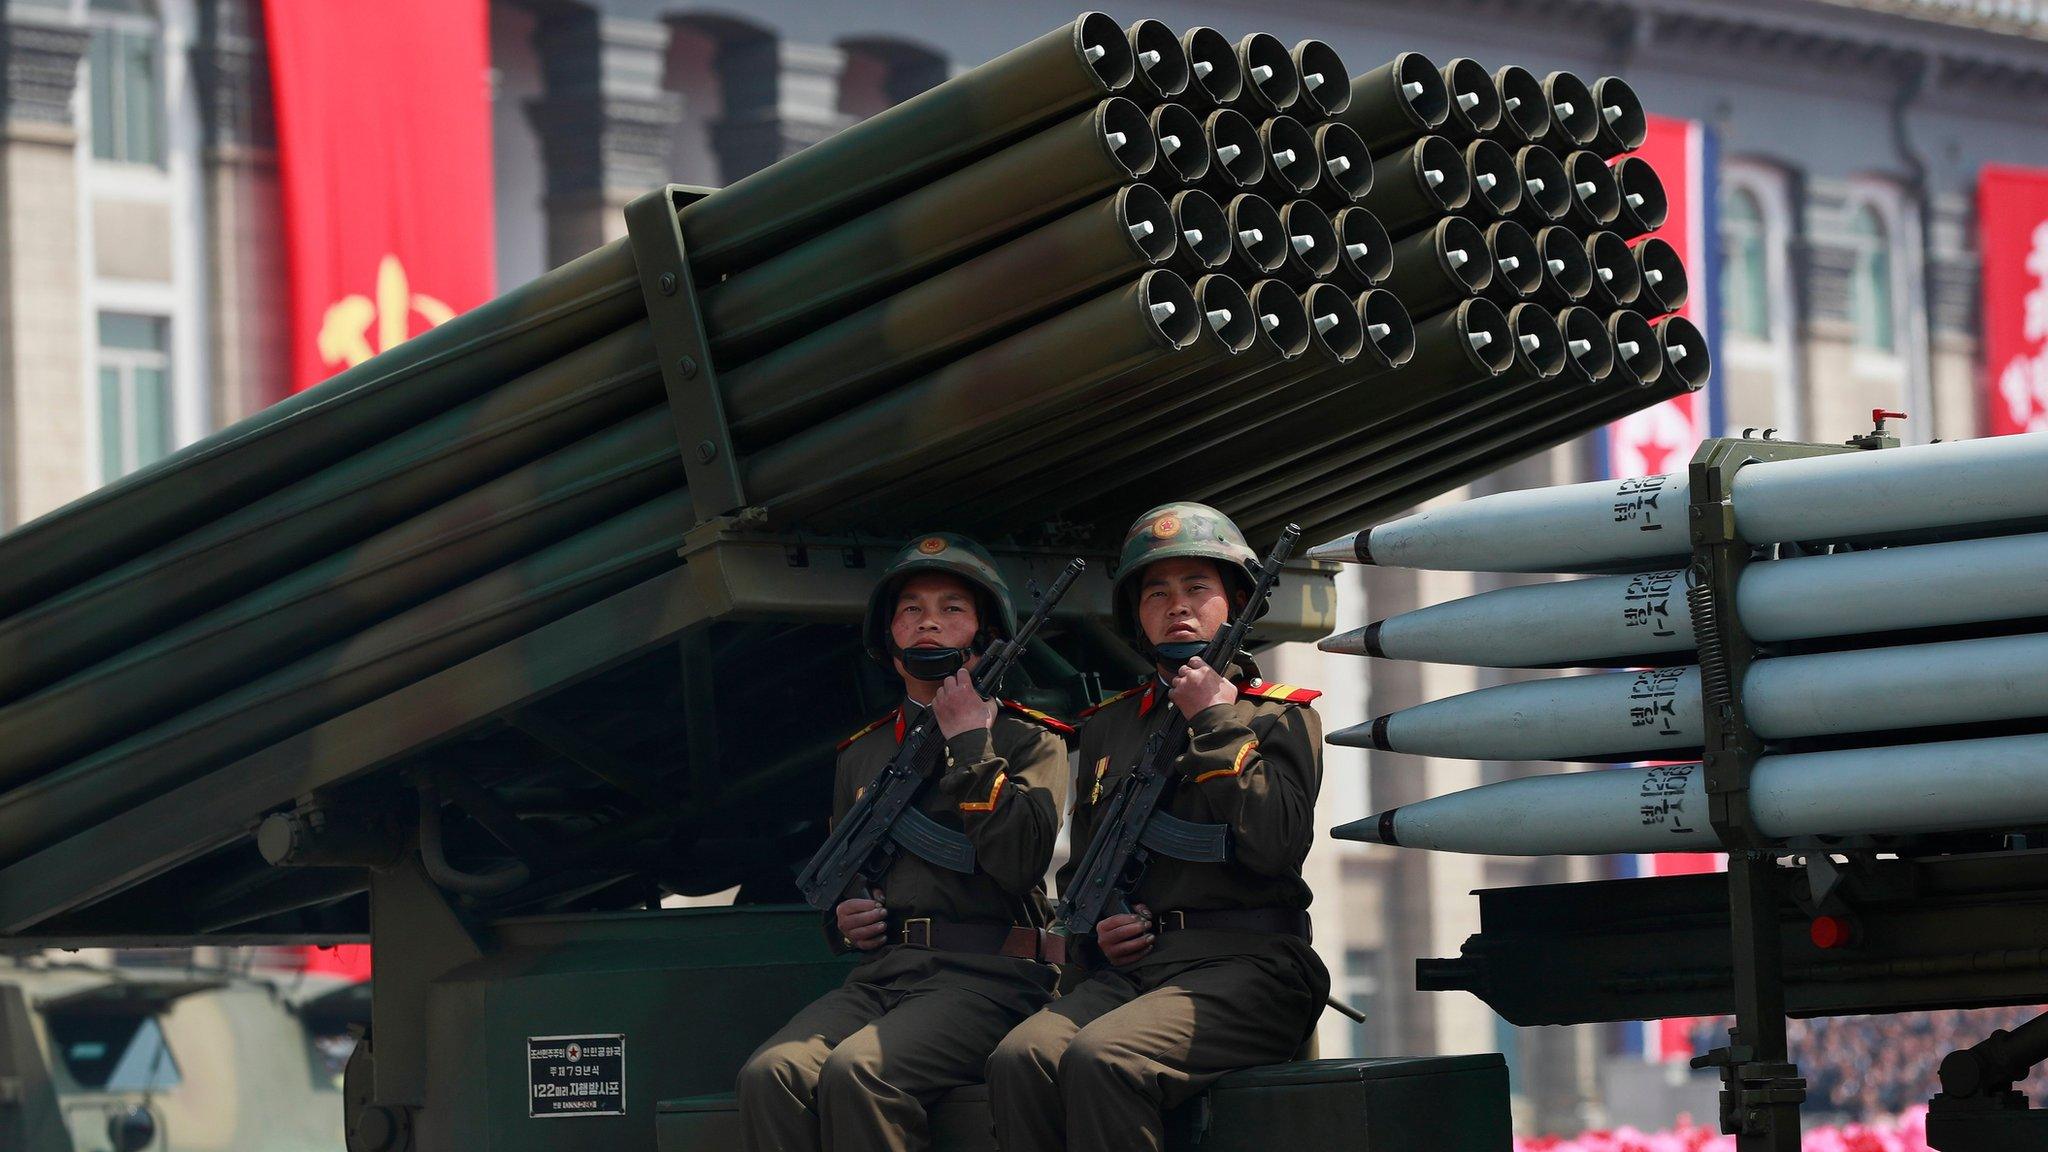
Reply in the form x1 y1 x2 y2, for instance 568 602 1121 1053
896 917 1067 964
1154 908 1312 941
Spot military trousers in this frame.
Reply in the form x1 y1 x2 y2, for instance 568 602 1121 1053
736 949 1054 1152
985 938 1327 1152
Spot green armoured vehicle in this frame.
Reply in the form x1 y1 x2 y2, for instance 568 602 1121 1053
0 14 1701 1151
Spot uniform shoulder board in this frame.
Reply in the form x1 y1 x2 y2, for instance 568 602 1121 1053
1000 700 1076 737
837 708 900 751
1077 683 1148 720
1241 680 1322 706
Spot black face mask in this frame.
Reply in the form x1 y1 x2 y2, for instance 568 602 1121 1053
1151 640 1207 668
897 645 969 682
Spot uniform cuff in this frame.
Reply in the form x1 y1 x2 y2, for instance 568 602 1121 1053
943 727 995 769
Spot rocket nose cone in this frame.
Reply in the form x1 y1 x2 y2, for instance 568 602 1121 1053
1317 627 1369 656
1332 809 1399 844
1327 716 1395 751
1307 531 1372 564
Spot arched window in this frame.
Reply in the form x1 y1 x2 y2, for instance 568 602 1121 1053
1720 188 1770 341
88 0 164 166
1848 204 1895 352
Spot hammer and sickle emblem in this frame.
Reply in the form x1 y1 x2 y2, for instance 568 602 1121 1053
317 254 457 369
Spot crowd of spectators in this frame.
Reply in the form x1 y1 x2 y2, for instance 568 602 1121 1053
1689 1006 2048 1120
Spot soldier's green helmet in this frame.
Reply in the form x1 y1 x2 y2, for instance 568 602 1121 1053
1111 502 1263 643
862 532 1019 664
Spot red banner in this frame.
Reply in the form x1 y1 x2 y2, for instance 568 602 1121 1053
264 0 495 394
1980 165 2048 436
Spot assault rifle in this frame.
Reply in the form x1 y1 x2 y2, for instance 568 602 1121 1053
1054 525 1299 938
795 557 1086 912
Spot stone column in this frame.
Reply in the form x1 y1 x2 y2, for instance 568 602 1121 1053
710 37 850 182
0 9 90 526
193 0 286 426
524 5 680 268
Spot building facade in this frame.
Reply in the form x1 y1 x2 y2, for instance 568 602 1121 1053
2 0 2045 1133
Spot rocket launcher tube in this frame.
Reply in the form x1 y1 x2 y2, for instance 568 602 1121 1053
0 324 665 706
1606 310 1664 388
1338 51 1449 152
0 488 698 867
1398 296 1513 387
703 97 1156 362
1480 220 1543 305
1178 27 1243 110
1301 282 1367 362
1260 116 1321 199
1363 135 1469 235
1199 107 1267 195
1582 230 1642 309
1588 75 1647 158
1330 207 1394 289
1555 305 1616 383
1163 189 1234 279
0 412 686 788
719 185 1178 447
1311 122 1375 208
1386 216 1492 315
1533 225 1593 306
1653 316 1710 391
1233 32 1302 117
1508 145 1571 228
1277 200 1341 285
1488 65 1550 145
1354 289 1418 372
1561 149 1621 232
1291 39 1353 119
1505 304 1566 379
1123 19 1191 104
746 272 1201 518
1460 138 1522 220
1610 155 1668 240
1146 103 1211 186
1539 71 1599 151
1437 58 1502 142
1336 731 2048 854
1631 237 1690 317
1221 193 1289 281
1311 429 2048 574
680 12 1133 277
951 278 1301 526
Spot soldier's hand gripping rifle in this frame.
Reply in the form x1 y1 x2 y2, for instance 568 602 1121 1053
796 558 1087 912
1054 525 1300 938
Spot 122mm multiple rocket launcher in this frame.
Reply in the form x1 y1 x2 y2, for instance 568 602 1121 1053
1314 424 2048 1152
0 14 1710 1152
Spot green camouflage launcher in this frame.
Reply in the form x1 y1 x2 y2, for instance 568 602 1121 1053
0 14 1699 1152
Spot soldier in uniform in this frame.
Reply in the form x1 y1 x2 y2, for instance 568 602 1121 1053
985 503 1328 1152
735 533 1073 1152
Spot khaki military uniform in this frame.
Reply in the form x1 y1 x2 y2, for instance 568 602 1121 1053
986 662 1329 1152
737 700 1071 1152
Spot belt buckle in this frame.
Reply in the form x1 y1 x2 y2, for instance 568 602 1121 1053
1159 910 1187 932
902 917 933 948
